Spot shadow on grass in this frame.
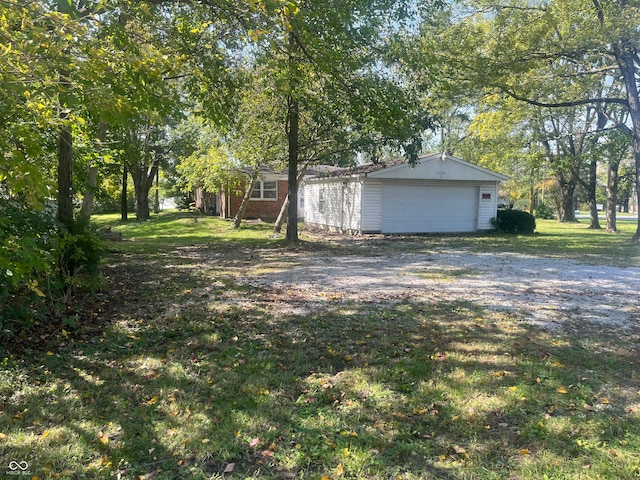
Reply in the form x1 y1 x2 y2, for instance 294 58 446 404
1 239 639 479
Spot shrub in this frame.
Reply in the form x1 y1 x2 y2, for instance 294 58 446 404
0 200 58 336
533 202 555 219
57 218 105 279
491 209 536 234
1 199 105 341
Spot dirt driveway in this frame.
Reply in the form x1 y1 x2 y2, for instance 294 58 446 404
235 243 640 332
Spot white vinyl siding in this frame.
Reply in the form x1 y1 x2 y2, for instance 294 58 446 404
361 181 382 233
303 154 506 235
304 180 361 232
478 184 498 230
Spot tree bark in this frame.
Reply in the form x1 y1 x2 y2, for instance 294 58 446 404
153 168 160 214
274 161 309 234
585 159 601 229
606 159 620 233
78 165 98 222
285 95 300 242
614 49 640 241
57 123 74 230
232 168 259 229
57 67 74 230
78 122 107 223
556 173 578 223
285 29 300 242
121 164 128 221
131 160 158 221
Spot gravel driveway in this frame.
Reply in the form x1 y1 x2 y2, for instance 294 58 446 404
238 247 640 331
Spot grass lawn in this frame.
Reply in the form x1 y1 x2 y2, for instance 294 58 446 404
1 211 639 479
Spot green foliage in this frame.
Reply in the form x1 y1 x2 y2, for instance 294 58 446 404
0 199 105 339
0 199 57 335
57 220 105 279
492 209 537 234
533 202 556 220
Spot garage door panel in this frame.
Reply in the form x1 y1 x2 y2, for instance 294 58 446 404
381 184 478 233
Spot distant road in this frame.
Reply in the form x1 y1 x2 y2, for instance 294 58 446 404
576 214 637 222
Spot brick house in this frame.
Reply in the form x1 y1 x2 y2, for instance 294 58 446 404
219 171 289 221
194 165 341 221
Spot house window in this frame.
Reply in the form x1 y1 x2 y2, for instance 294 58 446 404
251 180 277 200
319 188 325 213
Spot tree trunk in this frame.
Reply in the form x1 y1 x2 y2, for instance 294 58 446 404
121 164 128 221
78 165 98 223
585 159 601 229
285 30 300 242
153 168 160 214
615 49 640 241
606 159 620 233
131 161 158 221
285 95 300 242
528 173 535 213
232 168 260 229
57 123 74 230
556 174 578 223
78 122 107 223
57 67 74 230
632 146 640 241
273 194 290 234
274 162 309 234
135 185 151 221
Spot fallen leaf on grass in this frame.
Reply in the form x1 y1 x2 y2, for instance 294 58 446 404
519 449 531 455
39 430 51 441
223 463 235 473
557 387 568 394
261 450 274 457
336 463 344 477
600 397 610 404
249 437 260 447
453 445 468 456
138 471 159 479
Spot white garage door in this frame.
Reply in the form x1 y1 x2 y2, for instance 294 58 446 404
381 184 479 233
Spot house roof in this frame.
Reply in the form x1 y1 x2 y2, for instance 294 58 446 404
247 164 343 178
307 153 509 182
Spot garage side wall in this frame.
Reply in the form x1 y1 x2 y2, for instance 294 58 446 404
361 180 382 233
478 184 499 230
303 180 362 233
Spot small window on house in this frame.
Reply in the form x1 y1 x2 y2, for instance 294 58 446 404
251 180 278 200
319 189 325 213
482 193 492 200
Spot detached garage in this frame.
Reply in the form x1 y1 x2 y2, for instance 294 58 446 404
303 153 508 234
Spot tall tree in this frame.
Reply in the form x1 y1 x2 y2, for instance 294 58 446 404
246 1 434 241
422 0 640 240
